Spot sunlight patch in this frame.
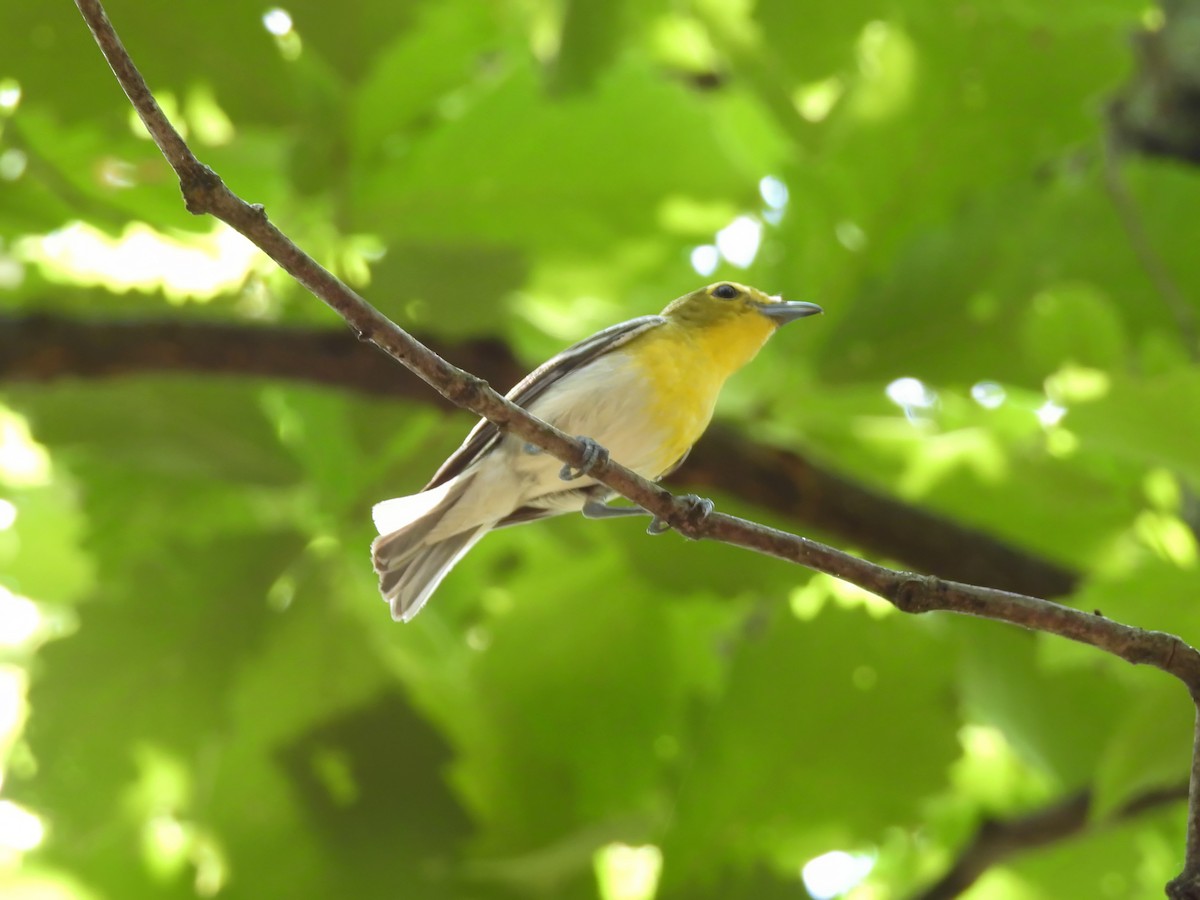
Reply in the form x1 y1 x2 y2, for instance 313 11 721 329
1045 364 1109 404
791 574 893 621
0 667 27 746
794 76 844 123
1143 469 1181 512
759 175 789 210
263 8 303 59
952 724 1055 809
970 381 1007 409
801 849 874 899
850 20 917 120
262 7 293 35
1035 400 1066 427
690 244 719 276
595 843 661 900
715 215 761 268
185 85 235 146
897 428 1007 496
0 149 26 181
0 79 21 115
0 800 44 853
18 221 260 302
0 411 51 487
1135 511 1197 568
885 376 938 424
835 220 867 252
650 13 719 72
0 588 41 648
517 290 625 342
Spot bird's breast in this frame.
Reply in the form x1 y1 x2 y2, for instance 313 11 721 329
522 350 679 479
625 327 733 465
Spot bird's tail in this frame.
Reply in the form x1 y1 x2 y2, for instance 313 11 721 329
370 477 491 622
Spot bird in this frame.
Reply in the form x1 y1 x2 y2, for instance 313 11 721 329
371 281 822 621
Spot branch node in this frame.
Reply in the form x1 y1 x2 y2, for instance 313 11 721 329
894 575 934 614
1167 870 1200 900
179 163 224 216
678 494 715 538
444 372 490 410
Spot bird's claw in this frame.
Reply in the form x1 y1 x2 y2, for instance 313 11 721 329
560 436 608 481
645 516 672 536
647 494 714 536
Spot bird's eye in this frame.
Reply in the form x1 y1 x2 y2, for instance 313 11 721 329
712 283 739 300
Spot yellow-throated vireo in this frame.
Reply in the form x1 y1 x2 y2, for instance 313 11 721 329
372 281 822 621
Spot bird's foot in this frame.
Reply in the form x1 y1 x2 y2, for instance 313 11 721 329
647 494 715 536
560 436 609 481
582 499 646 520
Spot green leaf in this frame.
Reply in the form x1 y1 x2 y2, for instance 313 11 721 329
956 623 1126 785
662 606 959 885
1022 284 1128 373
1092 676 1191 820
1066 369 1200 483
351 59 774 254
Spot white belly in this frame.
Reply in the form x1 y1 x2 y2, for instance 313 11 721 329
425 350 673 539
523 349 670 478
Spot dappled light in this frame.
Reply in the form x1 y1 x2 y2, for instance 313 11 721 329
0 80 20 115
850 21 917 121
885 375 938 422
689 244 719 276
595 843 662 900
714 215 761 268
801 849 875 899
19 222 260 301
0 588 40 648
1035 399 1067 427
0 412 50 486
0 149 26 182
3 0 1200 897
0 799 43 855
261 8 293 37
971 381 1007 409
262 8 301 60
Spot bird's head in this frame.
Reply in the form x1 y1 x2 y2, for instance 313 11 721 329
662 281 823 328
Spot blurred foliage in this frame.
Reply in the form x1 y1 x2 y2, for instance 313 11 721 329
0 0 1198 898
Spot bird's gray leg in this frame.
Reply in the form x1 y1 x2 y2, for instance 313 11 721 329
583 495 715 535
581 499 649 520
559 436 609 481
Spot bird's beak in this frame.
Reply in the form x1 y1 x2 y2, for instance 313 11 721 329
753 298 823 325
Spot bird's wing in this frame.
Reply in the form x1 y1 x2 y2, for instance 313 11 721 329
423 315 668 489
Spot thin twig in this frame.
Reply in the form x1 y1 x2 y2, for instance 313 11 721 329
72 0 1200 892
913 783 1188 900
1102 130 1199 359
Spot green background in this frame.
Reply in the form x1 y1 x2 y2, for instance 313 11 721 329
0 0 1197 898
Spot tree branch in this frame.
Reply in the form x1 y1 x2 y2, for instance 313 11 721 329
72 0 1200 893
913 782 1189 900
0 312 1079 600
